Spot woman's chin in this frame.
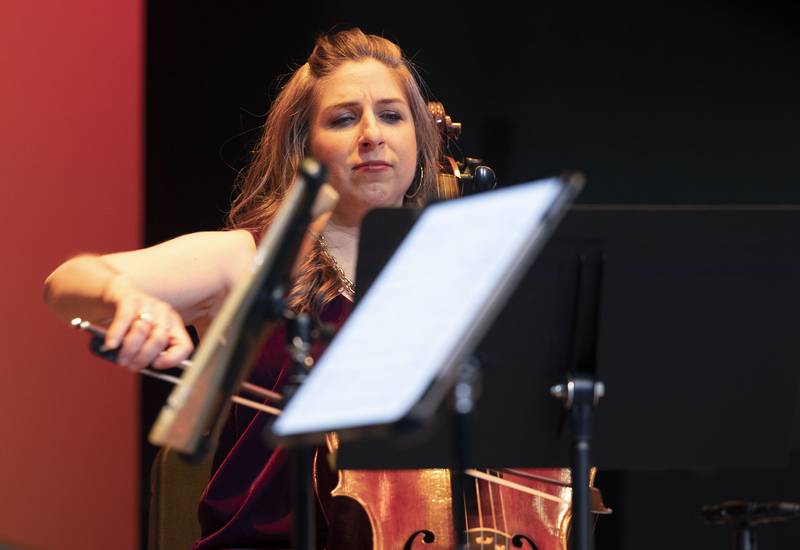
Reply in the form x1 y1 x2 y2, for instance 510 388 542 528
353 184 405 208
333 193 404 226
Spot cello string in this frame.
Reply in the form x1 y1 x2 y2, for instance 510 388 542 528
488 469 509 538
474 477 485 547
465 469 569 505
500 467 572 488
494 469 510 537
485 468 500 537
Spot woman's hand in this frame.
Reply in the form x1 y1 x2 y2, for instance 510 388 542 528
102 275 194 370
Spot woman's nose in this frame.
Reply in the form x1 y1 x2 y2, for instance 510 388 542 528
358 115 384 149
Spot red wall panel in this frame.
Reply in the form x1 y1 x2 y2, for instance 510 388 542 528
0 1 142 549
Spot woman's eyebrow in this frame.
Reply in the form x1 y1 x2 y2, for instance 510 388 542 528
321 97 408 113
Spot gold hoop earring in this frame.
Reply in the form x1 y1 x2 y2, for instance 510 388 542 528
404 164 424 200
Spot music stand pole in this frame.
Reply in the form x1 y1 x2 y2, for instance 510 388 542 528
735 525 757 550
551 375 604 550
285 311 316 550
451 357 481 549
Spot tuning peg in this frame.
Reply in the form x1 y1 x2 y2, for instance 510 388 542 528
462 157 483 174
473 165 497 193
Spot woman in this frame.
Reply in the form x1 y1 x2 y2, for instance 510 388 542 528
44 28 443 548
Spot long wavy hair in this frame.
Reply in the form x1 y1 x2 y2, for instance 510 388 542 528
227 28 441 317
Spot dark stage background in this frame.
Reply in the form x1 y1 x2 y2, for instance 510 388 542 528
144 1 800 548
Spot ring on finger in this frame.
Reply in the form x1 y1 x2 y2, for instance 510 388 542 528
137 311 155 324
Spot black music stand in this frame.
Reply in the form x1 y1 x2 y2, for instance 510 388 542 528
336 205 800 550
269 176 585 548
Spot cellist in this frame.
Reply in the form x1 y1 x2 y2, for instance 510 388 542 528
44 27 601 549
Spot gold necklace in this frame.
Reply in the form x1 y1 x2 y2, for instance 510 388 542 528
318 233 356 296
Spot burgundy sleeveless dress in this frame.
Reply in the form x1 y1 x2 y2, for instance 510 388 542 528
193 295 352 549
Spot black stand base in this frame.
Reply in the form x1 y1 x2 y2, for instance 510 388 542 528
702 500 800 550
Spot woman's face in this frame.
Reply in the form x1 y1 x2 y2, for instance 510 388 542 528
309 58 418 226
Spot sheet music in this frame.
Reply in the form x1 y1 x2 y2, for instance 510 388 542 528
272 177 570 437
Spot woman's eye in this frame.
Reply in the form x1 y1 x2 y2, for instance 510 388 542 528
381 111 403 123
331 114 356 127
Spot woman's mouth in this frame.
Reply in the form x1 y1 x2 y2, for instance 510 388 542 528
353 161 392 172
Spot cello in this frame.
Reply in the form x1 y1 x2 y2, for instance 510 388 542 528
313 103 610 549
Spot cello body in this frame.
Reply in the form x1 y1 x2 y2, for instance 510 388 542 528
316 435 609 550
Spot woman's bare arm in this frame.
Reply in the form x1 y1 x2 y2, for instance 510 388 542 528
43 229 256 368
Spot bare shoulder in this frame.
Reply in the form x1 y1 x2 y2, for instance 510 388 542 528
163 229 257 287
213 229 257 287
166 228 255 251
180 228 255 255
222 228 257 252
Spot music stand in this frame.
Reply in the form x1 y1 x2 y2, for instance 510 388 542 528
269 175 586 547
337 205 800 549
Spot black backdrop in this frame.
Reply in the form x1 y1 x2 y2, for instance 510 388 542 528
143 1 800 548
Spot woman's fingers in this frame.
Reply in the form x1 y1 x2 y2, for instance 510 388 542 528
117 314 153 368
104 296 140 350
132 311 194 370
127 319 169 369
151 327 194 369
99 275 194 370
124 309 192 370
